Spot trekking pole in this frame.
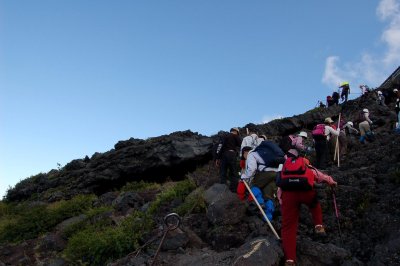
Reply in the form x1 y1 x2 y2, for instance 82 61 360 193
331 188 343 245
243 180 280 240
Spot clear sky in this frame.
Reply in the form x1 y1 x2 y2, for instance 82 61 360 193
1 0 399 199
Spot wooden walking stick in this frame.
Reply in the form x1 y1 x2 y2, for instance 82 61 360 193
243 180 280 240
334 113 341 167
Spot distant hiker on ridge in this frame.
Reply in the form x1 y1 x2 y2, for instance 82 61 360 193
332 90 340 106
339 82 350 103
215 127 241 192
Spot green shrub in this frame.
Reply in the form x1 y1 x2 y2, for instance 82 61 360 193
147 178 196 215
64 211 153 265
174 187 206 216
0 194 96 244
120 180 160 192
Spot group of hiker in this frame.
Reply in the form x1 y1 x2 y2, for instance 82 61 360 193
213 86 400 265
321 82 390 108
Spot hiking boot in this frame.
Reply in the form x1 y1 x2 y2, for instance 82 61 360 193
314 225 326 236
285 260 296 266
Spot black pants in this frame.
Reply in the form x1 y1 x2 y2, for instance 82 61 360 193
314 137 328 169
219 151 238 192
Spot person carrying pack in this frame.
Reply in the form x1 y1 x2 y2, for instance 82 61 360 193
312 118 339 169
339 82 350 103
240 140 285 221
280 132 311 155
332 91 340 106
215 127 241 192
276 149 337 266
358 109 374 144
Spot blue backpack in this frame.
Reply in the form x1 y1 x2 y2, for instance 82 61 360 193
253 141 285 168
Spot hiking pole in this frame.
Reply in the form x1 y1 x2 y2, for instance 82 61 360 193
243 180 280 240
331 188 343 245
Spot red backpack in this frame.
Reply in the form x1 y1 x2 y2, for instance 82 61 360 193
312 124 326 137
276 157 315 191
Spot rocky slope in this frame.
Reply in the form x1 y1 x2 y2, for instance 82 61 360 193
1 90 399 266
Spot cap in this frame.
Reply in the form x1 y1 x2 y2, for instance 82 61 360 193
298 131 308 138
394 89 399 93
363 108 369 113
339 81 349 87
324 117 334 124
377 91 382 95
346 121 353 127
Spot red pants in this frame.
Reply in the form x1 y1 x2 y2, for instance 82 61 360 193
281 190 323 262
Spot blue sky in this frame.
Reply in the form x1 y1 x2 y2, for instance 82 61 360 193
1 0 399 198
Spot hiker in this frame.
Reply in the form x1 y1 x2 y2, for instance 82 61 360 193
239 146 253 174
215 127 241 192
276 149 337 266
336 117 348 157
343 121 359 152
394 89 400 131
332 91 340 106
377 91 386 106
241 128 258 154
339 82 350 103
326 95 334 107
318 101 326 108
237 145 275 220
358 109 374 144
280 132 311 155
359 84 370 95
312 117 340 169
292 131 312 154
240 141 285 220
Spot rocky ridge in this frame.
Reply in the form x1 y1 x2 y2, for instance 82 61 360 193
1 90 400 265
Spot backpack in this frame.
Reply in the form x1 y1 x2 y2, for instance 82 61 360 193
332 92 339 100
212 133 227 160
253 141 285 168
276 157 315 191
312 124 326 137
279 135 294 153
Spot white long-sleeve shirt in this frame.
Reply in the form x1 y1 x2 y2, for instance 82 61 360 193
240 151 281 180
324 125 340 140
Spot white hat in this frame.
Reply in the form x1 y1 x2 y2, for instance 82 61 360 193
324 117 334 124
394 89 399 93
298 131 308 138
363 108 369 113
346 121 353 127
377 91 382 95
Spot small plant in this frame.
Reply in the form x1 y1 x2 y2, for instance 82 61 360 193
64 211 153 266
174 187 206 216
120 180 160 192
147 178 197 215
